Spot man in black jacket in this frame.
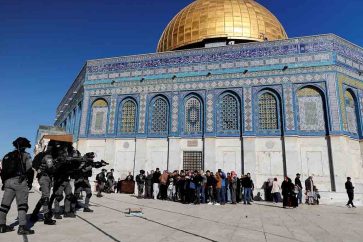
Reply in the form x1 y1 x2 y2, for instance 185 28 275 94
243 173 253 205
295 173 303 204
136 170 146 198
345 177 355 208
152 168 161 199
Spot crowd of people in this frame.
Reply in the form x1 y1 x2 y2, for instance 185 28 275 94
96 168 255 205
95 168 343 209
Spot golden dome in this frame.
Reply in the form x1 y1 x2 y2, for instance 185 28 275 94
157 0 287 52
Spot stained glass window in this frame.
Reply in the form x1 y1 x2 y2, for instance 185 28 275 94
220 94 239 131
258 93 278 130
345 90 358 134
90 99 108 134
185 97 202 133
297 87 325 131
151 97 169 134
120 100 137 133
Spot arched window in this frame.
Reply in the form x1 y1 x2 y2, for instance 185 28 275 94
345 90 358 134
220 94 239 131
185 96 202 133
119 99 137 134
258 92 278 130
90 99 108 134
150 97 169 134
297 87 325 131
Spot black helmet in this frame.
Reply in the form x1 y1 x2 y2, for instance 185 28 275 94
12 137 31 149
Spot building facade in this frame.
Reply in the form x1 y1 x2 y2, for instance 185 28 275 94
54 0 363 199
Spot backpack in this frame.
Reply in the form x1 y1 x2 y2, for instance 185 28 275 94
1 151 24 182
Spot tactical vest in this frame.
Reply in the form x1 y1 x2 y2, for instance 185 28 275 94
1 151 25 182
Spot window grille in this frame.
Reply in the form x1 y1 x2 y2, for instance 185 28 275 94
120 100 136 133
185 97 202 133
221 94 239 131
151 98 168 133
258 93 278 130
183 151 203 171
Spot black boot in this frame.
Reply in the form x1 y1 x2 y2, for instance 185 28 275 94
44 213 56 225
0 224 14 233
83 207 93 213
54 213 62 219
17 225 34 235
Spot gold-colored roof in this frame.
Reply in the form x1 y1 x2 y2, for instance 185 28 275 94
157 0 287 52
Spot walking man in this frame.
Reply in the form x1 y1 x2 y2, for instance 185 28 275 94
243 173 253 205
295 173 303 204
0 137 35 235
345 177 356 208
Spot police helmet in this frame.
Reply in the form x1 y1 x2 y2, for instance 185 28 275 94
12 137 31 149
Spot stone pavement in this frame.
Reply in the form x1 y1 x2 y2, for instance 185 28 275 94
1 190 363 242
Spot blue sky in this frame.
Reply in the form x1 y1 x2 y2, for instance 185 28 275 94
0 0 362 158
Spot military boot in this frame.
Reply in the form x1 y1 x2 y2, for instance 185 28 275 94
0 224 14 233
83 207 93 213
44 213 56 225
17 226 34 235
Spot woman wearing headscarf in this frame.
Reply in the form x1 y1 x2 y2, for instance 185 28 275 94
281 176 293 208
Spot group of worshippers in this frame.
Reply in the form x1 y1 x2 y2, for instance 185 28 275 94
98 169 357 209
268 174 320 208
133 168 255 205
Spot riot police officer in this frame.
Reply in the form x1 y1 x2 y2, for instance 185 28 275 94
73 153 95 213
96 169 107 197
30 142 57 225
53 144 77 219
0 137 34 235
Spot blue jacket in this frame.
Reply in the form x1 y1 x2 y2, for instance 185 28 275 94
221 172 227 187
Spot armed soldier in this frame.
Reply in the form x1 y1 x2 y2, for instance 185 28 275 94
30 141 57 225
73 152 108 213
52 143 78 219
106 169 115 193
0 137 34 235
96 169 107 197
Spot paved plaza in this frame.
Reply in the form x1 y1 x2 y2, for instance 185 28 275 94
1 190 363 242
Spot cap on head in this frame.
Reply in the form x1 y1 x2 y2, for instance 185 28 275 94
12 137 31 149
